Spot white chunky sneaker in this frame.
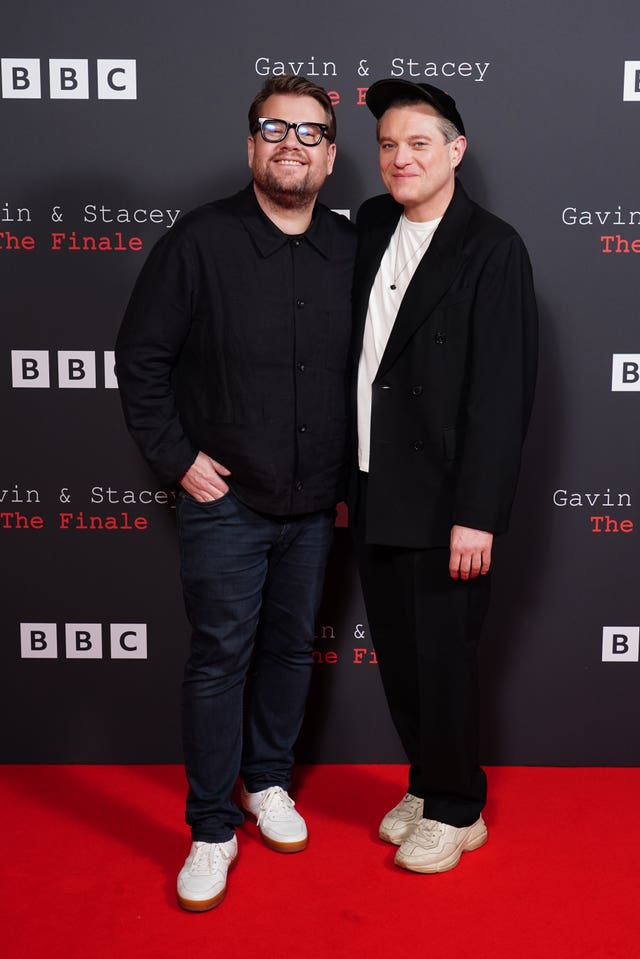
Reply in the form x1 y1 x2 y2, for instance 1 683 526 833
241 785 308 853
177 837 238 911
394 815 488 874
379 793 424 845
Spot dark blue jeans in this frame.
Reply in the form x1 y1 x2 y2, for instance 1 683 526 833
176 489 334 843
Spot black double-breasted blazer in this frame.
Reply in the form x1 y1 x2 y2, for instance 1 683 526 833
351 181 538 548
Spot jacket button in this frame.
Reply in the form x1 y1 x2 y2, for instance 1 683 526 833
298 424 308 433
413 440 424 451
297 299 306 308
297 362 306 372
411 385 423 396
434 332 446 345
295 481 304 492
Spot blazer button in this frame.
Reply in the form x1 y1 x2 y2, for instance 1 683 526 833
413 440 424 451
434 332 446 345
411 385 423 396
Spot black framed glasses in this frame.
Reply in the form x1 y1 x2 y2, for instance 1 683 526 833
253 117 332 147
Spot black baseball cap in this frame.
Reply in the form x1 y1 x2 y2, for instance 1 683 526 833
365 79 465 136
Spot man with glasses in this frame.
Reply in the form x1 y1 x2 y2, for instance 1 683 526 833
116 75 355 910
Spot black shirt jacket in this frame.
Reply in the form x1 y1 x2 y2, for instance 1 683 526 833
115 184 356 515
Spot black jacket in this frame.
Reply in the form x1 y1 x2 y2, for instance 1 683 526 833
352 181 538 547
116 184 356 515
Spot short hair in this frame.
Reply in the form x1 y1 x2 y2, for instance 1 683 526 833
248 75 337 143
375 96 462 143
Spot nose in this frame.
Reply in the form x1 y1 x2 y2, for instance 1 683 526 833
277 124 305 148
393 143 412 167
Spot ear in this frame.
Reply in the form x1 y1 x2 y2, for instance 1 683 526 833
325 142 337 176
247 134 255 170
450 136 467 169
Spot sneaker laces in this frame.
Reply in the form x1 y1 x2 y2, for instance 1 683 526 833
256 786 295 826
190 841 231 875
412 819 446 847
397 794 422 815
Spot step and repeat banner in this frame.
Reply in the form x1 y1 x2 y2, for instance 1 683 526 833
2 2 639 764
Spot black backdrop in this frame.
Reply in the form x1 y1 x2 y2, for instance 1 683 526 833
2 1 639 764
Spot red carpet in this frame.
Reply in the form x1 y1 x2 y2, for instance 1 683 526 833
2 764 638 958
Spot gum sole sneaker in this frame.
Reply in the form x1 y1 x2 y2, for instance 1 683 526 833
177 837 238 911
394 815 488 874
241 785 308 853
379 793 424 845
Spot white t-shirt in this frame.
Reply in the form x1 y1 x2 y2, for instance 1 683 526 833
357 213 442 471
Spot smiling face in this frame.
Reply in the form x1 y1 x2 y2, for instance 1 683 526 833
377 103 466 222
248 93 336 211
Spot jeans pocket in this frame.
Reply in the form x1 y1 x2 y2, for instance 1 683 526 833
178 488 234 510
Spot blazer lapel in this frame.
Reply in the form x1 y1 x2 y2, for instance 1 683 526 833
352 204 400 358
376 182 474 380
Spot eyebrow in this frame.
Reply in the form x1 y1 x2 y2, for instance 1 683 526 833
378 133 435 143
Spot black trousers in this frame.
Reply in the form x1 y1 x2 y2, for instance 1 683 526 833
355 473 489 827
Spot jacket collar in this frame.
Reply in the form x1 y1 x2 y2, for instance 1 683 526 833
236 182 333 259
361 178 473 261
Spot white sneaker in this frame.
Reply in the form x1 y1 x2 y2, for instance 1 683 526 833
394 815 488 873
379 793 424 845
177 837 238 911
241 785 308 853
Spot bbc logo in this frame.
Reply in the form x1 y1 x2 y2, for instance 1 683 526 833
0 59 136 99
11 350 117 389
20 623 147 660
611 354 640 391
623 61 640 101
602 627 639 662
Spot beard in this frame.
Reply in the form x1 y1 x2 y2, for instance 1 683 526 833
252 156 323 210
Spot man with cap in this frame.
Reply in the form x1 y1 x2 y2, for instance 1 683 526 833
352 79 537 873
116 74 355 909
